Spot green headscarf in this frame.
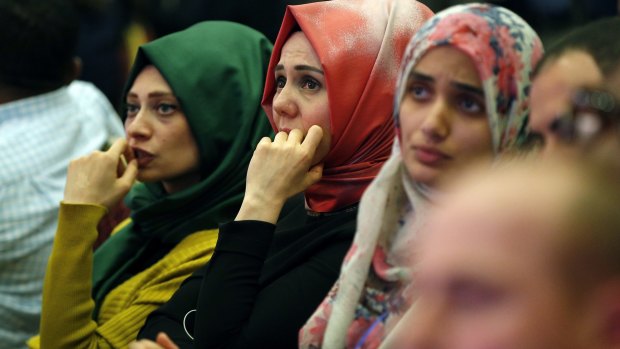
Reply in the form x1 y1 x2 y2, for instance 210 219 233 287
91 21 273 318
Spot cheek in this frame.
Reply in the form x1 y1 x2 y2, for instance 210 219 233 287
398 99 425 141
166 120 197 150
452 120 493 157
446 301 536 349
452 324 522 349
301 96 331 133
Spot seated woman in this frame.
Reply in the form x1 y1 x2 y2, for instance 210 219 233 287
132 0 433 348
300 4 544 349
27 21 274 349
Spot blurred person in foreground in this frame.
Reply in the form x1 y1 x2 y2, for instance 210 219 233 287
385 155 620 349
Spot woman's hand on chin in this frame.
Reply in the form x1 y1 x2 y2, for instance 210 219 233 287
236 125 324 223
62 138 138 211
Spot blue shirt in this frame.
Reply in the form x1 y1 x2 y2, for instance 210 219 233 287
0 81 125 348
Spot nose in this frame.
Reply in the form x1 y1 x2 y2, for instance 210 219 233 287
420 99 450 143
272 84 299 122
125 108 152 142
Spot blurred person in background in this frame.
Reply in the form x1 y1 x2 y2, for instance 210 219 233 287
529 17 620 155
73 0 132 109
130 0 327 42
69 0 328 110
0 0 124 347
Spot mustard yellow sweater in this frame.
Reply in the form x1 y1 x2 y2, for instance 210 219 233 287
27 203 217 349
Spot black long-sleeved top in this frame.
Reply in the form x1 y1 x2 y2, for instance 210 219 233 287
138 194 357 348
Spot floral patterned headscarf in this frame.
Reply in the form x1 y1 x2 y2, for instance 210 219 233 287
300 4 543 349
395 3 544 152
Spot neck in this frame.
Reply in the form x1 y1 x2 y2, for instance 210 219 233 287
162 173 201 194
0 84 57 104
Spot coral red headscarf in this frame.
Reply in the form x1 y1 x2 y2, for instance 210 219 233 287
261 0 433 213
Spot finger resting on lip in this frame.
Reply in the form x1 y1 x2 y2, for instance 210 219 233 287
108 138 128 157
258 136 272 145
287 128 304 144
119 154 128 169
274 131 288 143
123 146 136 162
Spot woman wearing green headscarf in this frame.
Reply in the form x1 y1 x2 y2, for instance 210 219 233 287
26 21 273 349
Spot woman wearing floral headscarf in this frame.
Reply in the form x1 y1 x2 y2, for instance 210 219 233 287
300 4 544 349
131 1 433 348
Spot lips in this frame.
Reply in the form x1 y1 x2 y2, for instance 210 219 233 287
132 147 155 168
279 127 292 133
413 146 450 165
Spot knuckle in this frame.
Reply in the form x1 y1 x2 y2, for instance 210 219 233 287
256 142 269 152
117 182 131 192
299 148 311 161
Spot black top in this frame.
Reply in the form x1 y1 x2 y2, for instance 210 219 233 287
138 194 357 348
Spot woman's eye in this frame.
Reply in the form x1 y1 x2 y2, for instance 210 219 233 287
157 103 178 115
301 77 321 90
450 283 504 310
408 84 430 100
125 103 139 117
458 96 484 115
523 131 545 150
276 76 286 89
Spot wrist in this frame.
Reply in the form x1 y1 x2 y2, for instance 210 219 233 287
235 193 285 224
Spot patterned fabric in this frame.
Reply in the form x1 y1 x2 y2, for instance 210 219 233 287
261 0 434 213
0 81 124 349
300 4 543 349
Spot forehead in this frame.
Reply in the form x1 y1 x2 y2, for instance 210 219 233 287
418 173 570 279
413 46 481 86
130 65 172 93
530 50 603 129
278 31 320 64
535 50 602 95
605 66 620 99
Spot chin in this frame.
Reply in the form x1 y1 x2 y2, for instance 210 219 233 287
136 170 161 184
311 149 329 167
407 163 440 187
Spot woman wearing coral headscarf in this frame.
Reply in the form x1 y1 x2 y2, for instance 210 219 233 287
300 3 544 349
131 1 433 348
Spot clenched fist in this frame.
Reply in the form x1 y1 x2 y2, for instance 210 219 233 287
236 125 324 223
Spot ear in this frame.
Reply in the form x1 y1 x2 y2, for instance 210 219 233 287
63 56 82 85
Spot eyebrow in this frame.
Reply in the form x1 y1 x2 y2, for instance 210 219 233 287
409 71 434 83
275 64 324 75
409 70 484 97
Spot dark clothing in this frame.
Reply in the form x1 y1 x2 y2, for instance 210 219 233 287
137 0 320 42
138 194 357 348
